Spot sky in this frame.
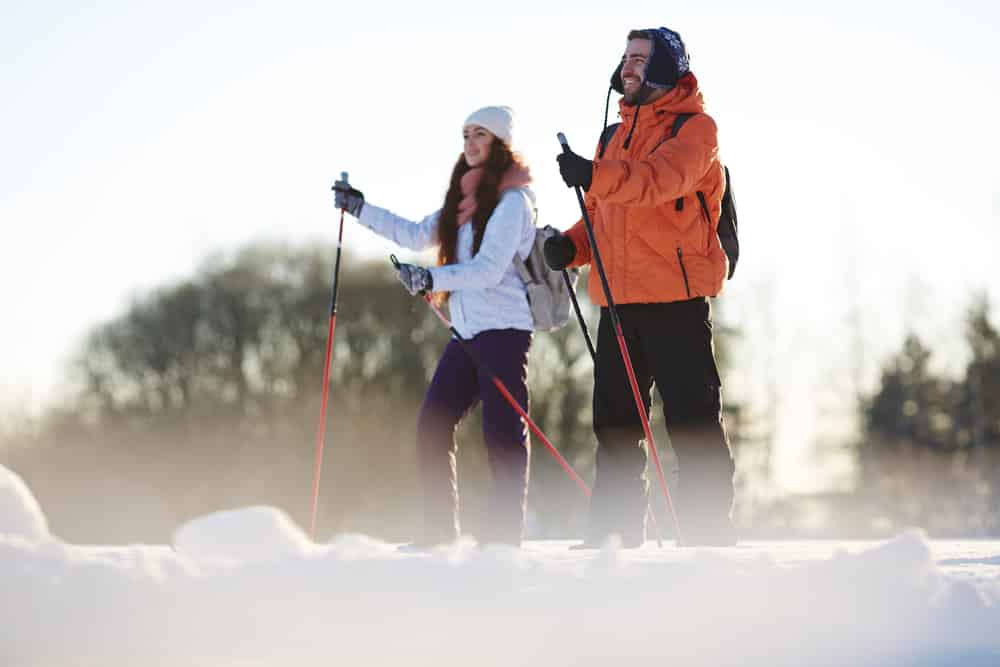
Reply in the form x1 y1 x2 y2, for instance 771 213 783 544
3 462 1000 666
2 0 998 493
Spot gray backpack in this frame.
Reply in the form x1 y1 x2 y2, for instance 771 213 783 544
514 224 579 332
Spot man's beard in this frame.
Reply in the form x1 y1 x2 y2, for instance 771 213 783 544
622 83 648 106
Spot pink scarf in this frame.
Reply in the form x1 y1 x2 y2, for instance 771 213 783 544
456 164 532 226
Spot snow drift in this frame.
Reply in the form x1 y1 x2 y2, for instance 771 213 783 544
1 464 998 666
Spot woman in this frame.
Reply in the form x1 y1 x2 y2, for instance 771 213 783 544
333 106 537 547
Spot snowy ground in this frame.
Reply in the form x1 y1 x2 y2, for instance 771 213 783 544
3 464 999 667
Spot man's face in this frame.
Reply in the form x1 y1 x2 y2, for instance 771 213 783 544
620 38 651 105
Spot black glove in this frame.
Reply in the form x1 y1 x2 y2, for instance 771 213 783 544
543 233 577 271
396 263 433 296
556 150 594 191
332 179 365 217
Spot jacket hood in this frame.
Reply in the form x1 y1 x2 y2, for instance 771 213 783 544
617 72 705 123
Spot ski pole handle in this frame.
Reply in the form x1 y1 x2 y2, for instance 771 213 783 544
556 132 571 154
339 171 350 210
332 171 351 213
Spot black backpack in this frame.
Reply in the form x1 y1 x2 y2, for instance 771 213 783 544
599 113 739 279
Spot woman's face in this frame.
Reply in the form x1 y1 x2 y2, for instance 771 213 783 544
463 124 495 167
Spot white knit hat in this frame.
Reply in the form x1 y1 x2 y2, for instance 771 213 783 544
463 106 514 146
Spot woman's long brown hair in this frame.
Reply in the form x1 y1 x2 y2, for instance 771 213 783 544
436 139 527 273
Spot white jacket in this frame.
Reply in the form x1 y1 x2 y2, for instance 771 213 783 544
357 187 537 338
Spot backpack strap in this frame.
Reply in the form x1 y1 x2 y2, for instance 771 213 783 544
514 254 535 284
513 228 550 285
696 191 712 226
671 113 695 137
598 122 621 159
500 186 541 280
602 114 692 161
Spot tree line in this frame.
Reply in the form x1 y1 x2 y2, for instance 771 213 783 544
856 294 1000 536
12 241 993 542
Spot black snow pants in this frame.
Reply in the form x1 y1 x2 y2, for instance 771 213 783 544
588 297 735 544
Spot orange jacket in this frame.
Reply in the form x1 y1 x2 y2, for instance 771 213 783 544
565 73 728 306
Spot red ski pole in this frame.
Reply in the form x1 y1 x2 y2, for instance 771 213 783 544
310 171 350 539
557 132 682 545
391 255 591 499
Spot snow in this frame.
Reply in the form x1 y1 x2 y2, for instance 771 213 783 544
173 506 317 564
2 463 999 666
0 463 48 542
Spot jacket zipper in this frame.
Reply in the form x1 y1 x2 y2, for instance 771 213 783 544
676 247 691 298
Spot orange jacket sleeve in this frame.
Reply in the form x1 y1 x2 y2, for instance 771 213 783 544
588 114 719 218
563 189 598 268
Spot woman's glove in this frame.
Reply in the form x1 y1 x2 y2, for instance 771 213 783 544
332 179 365 217
396 263 433 296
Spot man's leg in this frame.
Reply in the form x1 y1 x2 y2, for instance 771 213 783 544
415 338 480 544
639 298 735 544
473 329 533 546
588 306 653 546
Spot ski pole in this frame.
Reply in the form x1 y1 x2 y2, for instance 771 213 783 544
557 133 682 544
310 171 350 539
391 255 591 498
562 270 596 363
562 265 659 544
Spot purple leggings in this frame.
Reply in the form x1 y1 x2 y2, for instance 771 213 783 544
415 328 532 545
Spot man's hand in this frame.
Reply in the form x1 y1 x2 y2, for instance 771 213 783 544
396 263 433 296
332 179 365 217
543 233 577 271
557 150 594 191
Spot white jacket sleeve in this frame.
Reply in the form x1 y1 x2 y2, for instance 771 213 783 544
428 189 533 292
356 203 440 251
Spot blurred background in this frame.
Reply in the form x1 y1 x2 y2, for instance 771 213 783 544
2 0 998 543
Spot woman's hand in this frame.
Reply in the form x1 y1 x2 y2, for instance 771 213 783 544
332 179 365 217
396 263 433 296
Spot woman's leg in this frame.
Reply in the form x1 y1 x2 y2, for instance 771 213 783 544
473 329 533 546
415 338 480 543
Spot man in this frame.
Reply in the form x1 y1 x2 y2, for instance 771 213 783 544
546 26 735 547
